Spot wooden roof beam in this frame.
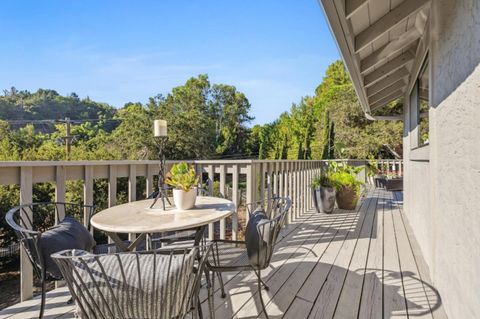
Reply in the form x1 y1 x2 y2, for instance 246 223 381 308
366 67 409 97
360 30 421 73
364 51 414 87
345 0 369 19
370 89 404 111
369 79 406 105
354 0 430 53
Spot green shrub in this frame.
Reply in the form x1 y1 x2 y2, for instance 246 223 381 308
328 163 364 195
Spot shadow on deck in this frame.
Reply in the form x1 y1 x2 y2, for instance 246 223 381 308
0 188 447 319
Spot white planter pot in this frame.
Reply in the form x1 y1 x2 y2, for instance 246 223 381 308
172 188 197 210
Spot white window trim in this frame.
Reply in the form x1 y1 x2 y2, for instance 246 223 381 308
408 54 430 161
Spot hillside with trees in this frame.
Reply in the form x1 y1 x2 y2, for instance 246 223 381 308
0 61 402 163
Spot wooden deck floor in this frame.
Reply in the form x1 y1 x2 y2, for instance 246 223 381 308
0 188 447 319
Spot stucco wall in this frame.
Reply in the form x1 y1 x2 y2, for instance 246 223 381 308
404 0 480 318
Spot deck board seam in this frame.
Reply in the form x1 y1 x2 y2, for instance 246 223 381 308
303 187 376 318
331 188 380 319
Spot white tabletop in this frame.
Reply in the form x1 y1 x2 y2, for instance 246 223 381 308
90 196 235 234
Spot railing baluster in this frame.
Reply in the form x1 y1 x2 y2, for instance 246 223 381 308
146 164 155 197
267 162 273 212
108 165 117 246
207 165 214 240
219 164 226 240
231 164 239 240
108 165 117 208
84 166 94 228
246 162 256 222
20 166 33 302
128 165 137 242
55 166 66 222
279 162 284 200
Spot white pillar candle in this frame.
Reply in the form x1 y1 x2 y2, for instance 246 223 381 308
154 120 167 137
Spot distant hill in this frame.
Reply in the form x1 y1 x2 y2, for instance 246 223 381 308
0 87 117 131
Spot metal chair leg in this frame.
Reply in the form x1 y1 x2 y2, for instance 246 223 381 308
253 268 269 291
216 271 226 298
209 271 215 318
39 271 46 319
257 269 269 319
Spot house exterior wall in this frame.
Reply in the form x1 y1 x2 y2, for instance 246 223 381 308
403 0 480 318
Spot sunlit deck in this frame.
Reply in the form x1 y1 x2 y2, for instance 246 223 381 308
0 188 447 319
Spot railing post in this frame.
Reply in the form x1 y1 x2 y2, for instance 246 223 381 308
246 162 257 224
20 166 33 301
55 166 66 222
108 165 117 208
219 164 226 239
231 164 239 240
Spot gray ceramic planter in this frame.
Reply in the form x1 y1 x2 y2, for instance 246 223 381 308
312 186 336 214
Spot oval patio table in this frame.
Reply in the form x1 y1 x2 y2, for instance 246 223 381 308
91 196 235 252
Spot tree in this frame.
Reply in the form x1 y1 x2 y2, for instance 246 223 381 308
210 83 253 157
321 111 331 159
328 120 335 159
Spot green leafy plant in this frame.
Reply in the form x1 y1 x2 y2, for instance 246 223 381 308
311 172 333 188
329 171 362 195
328 162 364 195
165 162 199 192
366 161 380 177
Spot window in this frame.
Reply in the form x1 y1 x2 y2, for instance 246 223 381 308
417 59 429 146
409 56 429 150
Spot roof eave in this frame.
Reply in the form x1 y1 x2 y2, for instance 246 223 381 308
318 0 372 116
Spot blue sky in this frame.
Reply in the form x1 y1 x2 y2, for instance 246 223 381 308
0 0 339 125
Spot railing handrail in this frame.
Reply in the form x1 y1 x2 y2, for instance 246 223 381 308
0 158 403 167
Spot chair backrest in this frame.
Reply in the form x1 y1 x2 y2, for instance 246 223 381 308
5 202 96 280
245 197 292 269
52 245 212 319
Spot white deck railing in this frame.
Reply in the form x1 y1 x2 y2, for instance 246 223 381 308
0 158 403 302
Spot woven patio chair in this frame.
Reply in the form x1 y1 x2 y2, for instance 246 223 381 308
206 196 292 319
5 202 125 319
52 244 213 319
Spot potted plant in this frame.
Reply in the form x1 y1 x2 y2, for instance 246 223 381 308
366 161 379 185
330 164 363 210
385 171 403 191
311 172 336 214
165 162 199 210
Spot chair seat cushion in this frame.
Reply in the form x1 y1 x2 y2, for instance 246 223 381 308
245 209 271 268
57 249 196 319
38 217 95 279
